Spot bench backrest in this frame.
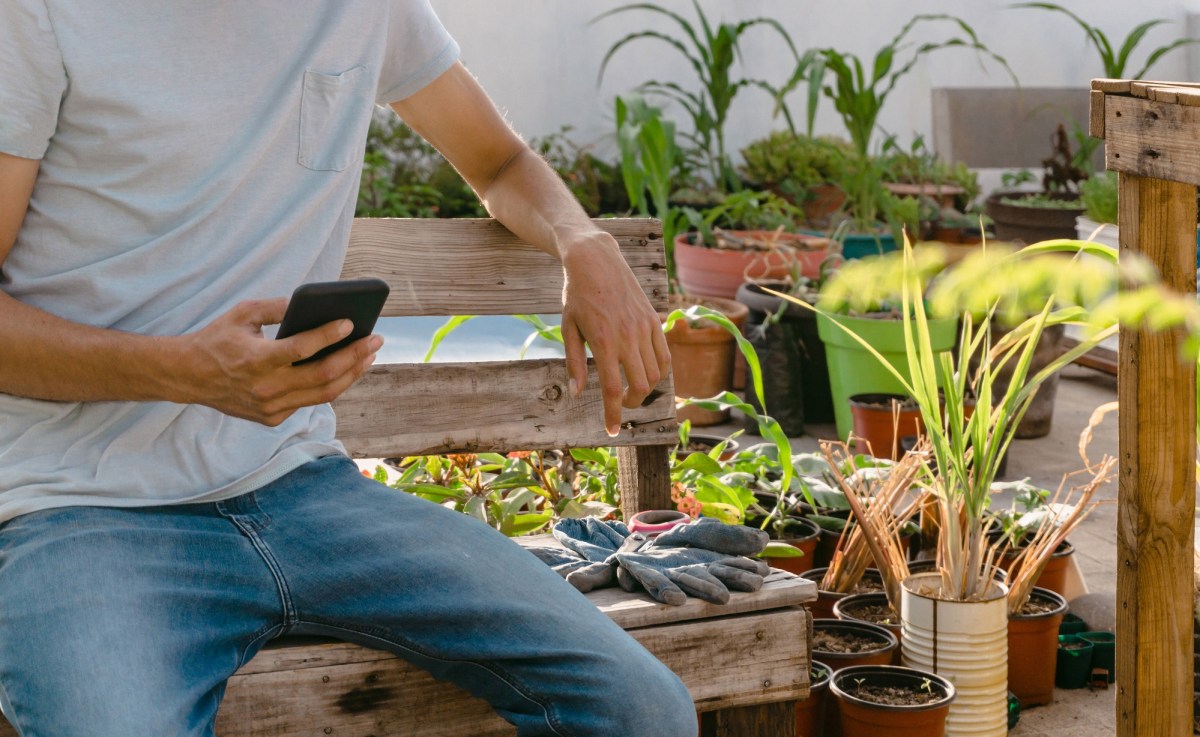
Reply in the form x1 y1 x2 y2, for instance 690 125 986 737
331 217 678 515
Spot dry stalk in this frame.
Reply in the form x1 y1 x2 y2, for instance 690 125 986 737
1002 458 1115 615
820 439 929 611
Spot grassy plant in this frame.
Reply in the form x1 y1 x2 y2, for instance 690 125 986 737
595 1 811 189
1014 2 1200 80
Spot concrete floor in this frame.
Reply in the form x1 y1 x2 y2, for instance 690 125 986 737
724 363 1124 734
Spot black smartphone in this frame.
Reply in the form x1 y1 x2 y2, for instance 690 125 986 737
276 278 390 365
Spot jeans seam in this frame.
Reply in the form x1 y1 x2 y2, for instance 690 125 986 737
226 517 298 628
294 619 570 737
0 677 27 737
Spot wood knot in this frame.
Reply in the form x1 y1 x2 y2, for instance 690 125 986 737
1144 148 1161 159
539 385 563 405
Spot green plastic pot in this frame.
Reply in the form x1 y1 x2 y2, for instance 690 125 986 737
1055 634 1095 689
817 312 959 439
1078 631 1115 683
1058 612 1087 635
841 231 897 260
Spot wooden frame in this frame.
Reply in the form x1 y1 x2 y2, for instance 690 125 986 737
1091 79 1199 737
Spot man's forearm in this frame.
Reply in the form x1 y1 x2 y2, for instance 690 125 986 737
478 147 616 263
0 291 189 403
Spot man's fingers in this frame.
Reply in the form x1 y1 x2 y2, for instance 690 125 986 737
272 319 354 366
562 319 588 397
234 297 289 329
257 336 380 419
594 351 624 437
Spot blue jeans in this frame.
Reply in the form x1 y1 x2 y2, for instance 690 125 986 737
0 455 695 737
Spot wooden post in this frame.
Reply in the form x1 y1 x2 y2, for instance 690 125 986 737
700 700 797 737
1116 171 1197 737
618 445 674 515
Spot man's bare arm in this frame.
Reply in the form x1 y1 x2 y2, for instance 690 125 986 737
0 152 379 425
391 63 671 436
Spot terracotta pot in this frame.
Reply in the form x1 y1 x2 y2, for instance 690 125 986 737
830 665 955 737
812 618 899 670
884 181 965 209
1000 540 1075 597
801 183 847 225
834 592 904 665
796 660 832 737
848 394 923 460
663 296 749 426
762 517 822 575
674 231 832 299
802 568 885 621
1007 587 1068 707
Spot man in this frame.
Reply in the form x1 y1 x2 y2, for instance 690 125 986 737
0 2 696 735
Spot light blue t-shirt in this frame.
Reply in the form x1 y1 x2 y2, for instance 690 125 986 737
0 1 459 522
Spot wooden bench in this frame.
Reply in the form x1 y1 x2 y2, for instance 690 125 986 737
0 218 815 736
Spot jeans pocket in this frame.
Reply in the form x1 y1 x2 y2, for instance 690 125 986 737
298 65 371 172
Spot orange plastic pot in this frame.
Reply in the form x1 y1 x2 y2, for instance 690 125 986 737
834 592 903 665
830 665 955 737
1000 540 1075 597
1008 587 1068 707
796 660 832 737
812 618 899 670
663 296 748 426
762 517 821 575
848 394 923 460
801 567 884 620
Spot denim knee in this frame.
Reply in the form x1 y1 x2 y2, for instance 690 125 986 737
582 652 696 737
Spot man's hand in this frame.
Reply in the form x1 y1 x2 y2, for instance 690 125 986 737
179 299 382 426
560 233 670 437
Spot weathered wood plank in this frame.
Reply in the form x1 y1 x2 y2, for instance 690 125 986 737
617 444 675 515
1092 78 1133 94
1105 95 1200 187
343 218 669 316
701 700 797 737
333 359 677 457
1116 172 1197 737
207 608 810 737
1147 85 1200 107
1090 89 1106 139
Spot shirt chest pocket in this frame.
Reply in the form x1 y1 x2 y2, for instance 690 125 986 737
298 65 373 172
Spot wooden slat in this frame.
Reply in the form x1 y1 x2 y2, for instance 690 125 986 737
701 700 797 737
1060 336 1118 375
1090 89 1106 139
205 608 810 736
332 359 677 457
1092 78 1133 94
1148 85 1200 107
342 218 669 316
1116 171 1197 737
1105 95 1200 186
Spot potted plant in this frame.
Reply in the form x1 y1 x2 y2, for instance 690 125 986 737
739 131 853 225
829 665 955 737
673 189 832 299
780 236 1130 735
796 661 833 737
812 618 899 670
813 14 1013 258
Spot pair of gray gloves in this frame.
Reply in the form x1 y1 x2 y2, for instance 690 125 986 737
528 517 771 606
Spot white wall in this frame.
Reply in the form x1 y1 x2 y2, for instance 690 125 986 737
430 0 1198 160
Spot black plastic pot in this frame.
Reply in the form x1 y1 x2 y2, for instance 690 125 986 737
736 281 836 433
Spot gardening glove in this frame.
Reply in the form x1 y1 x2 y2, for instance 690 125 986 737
552 517 631 561
651 516 770 557
613 548 771 605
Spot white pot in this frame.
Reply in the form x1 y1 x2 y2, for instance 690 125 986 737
1075 215 1119 247
901 572 1009 737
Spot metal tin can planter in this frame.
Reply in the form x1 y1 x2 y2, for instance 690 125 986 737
830 665 956 737
901 572 1009 737
1007 587 1068 707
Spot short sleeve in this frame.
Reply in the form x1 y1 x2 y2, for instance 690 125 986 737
0 0 68 159
375 0 461 105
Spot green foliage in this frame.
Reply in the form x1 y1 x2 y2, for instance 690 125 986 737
819 14 1015 160
357 114 487 219
681 189 806 248
738 132 852 209
1080 172 1118 225
998 192 1083 210
1014 2 1200 79
595 1 810 189
879 135 981 207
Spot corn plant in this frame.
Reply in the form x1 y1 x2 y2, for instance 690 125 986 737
1014 2 1200 80
595 1 811 189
